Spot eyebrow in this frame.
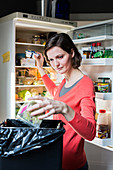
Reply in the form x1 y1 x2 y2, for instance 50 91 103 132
48 53 63 59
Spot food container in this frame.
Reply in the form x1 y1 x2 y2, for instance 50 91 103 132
17 76 25 85
96 109 109 139
18 69 27 76
40 34 47 44
33 79 43 85
32 35 40 44
21 58 35 66
23 77 35 85
25 50 32 58
97 77 111 93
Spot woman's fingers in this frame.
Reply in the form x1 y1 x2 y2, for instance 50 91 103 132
30 103 54 116
27 96 65 119
33 52 44 67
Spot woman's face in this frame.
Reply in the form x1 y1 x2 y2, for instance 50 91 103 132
47 46 73 74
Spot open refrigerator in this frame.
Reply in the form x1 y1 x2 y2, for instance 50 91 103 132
0 12 76 121
1 12 113 151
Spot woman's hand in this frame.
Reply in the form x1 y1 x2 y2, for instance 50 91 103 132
34 52 44 68
27 95 75 121
34 52 46 77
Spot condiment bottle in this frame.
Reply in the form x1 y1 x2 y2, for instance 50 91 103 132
96 109 109 139
91 43 97 58
97 42 102 51
83 50 91 59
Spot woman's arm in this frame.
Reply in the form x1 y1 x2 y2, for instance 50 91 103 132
27 95 95 140
69 96 96 141
34 52 57 97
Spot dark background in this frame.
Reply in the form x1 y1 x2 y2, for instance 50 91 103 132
0 1 37 17
0 0 113 18
70 0 113 13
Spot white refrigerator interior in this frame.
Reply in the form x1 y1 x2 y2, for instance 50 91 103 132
0 12 76 122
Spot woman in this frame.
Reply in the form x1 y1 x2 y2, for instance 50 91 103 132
27 33 96 170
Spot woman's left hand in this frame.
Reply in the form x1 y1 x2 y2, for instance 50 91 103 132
27 95 74 121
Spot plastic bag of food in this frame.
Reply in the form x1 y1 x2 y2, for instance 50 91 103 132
17 100 43 127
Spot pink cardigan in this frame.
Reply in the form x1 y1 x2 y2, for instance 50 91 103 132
42 74 96 170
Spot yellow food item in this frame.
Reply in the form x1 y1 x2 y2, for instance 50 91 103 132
15 94 18 100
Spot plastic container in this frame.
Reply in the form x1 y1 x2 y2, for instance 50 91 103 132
96 109 109 139
22 77 35 85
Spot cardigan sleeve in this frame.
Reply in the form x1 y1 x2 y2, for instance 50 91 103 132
69 94 96 141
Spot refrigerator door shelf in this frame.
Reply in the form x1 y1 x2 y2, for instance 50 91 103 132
82 58 113 66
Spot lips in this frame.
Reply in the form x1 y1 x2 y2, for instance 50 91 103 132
56 67 63 71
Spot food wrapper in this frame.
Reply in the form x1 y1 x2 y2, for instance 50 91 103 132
17 100 43 127
94 51 103 58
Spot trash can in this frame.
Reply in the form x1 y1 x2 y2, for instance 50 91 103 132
0 119 65 170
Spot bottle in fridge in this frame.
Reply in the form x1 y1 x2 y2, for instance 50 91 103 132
96 109 109 139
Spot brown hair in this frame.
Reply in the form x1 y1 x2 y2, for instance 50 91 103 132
44 33 82 68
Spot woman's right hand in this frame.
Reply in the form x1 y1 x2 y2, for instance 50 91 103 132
34 52 44 68
34 52 46 77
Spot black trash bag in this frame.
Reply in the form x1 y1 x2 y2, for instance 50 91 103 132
0 118 34 127
0 119 65 158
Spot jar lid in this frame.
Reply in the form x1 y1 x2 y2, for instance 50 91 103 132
97 42 101 46
98 77 110 80
92 43 96 46
99 109 106 113
33 35 40 38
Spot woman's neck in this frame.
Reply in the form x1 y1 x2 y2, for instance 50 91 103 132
64 68 84 87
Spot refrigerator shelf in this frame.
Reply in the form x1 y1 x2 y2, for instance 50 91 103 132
15 84 45 88
88 137 112 147
73 35 113 44
95 92 113 100
15 42 45 47
15 66 50 68
81 58 113 65
16 100 30 104
16 66 37 68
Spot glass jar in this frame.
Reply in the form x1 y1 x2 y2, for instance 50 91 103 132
97 77 111 93
40 34 47 45
32 35 40 44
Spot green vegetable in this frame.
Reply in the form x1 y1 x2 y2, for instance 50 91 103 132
18 90 31 101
